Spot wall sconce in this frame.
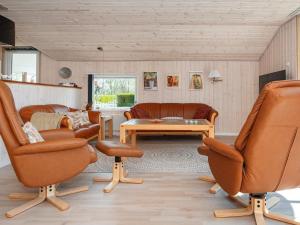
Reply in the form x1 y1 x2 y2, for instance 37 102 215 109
208 70 223 83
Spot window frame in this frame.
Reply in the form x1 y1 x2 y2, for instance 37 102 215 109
93 74 138 109
2 48 40 82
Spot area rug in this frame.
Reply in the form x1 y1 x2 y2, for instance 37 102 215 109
84 136 210 173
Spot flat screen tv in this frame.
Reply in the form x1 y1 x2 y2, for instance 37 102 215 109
0 15 15 46
259 70 286 92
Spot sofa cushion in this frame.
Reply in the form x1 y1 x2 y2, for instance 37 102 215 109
183 103 211 119
131 108 151 119
74 123 100 139
48 104 70 113
65 111 91 129
131 103 161 119
160 103 184 118
193 107 211 119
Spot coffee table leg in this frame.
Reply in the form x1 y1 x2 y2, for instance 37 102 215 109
131 130 137 147
209 125 215 138
120 126 126 144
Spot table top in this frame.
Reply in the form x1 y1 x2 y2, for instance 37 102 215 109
121 119 212 128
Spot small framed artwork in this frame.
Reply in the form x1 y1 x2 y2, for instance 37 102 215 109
144 72 158 91
166 74 180 88
189 71 203 90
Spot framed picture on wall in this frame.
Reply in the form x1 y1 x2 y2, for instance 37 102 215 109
143 72 158 91
166 74 180 88
189 71 203 90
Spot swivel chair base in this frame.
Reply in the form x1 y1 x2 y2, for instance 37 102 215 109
6 185 88 218
94 157 143 193
215 194 298 225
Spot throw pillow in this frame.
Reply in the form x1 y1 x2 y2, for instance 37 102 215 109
65 111 91 129
131 108 151 119
22 122 44 143
193 107 211 119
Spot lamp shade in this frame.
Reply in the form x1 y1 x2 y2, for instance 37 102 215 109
208 70 222 79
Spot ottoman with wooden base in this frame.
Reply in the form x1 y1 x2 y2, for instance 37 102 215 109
94 141 144 193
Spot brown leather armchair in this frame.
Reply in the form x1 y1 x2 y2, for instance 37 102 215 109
0 81 98 218
19 104 102 140
201 81 300 225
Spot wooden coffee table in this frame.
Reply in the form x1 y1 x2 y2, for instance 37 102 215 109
120 119 214 146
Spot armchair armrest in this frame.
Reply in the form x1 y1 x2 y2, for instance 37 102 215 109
40 128 75 141
124 111 132 120
88 110 101 124
204 138 243 195
60 117 73 129
207 109 218 124
15 138 88 155
204 138 243 163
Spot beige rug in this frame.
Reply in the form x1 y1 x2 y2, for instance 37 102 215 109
85 136 210 173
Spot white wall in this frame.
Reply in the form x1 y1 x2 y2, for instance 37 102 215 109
259 17 298 79
0 82 82 168
40 59 260 135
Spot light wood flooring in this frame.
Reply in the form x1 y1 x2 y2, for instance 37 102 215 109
0 136 300 225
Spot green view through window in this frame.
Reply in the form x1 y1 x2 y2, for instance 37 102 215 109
94 76 136 108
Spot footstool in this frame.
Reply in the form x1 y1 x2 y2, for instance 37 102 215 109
94 141 144 193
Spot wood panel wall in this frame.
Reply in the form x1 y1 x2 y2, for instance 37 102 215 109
259 17 298 79
40 59 260 134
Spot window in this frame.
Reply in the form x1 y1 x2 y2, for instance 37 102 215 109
2 48 39 82
93 76 137 109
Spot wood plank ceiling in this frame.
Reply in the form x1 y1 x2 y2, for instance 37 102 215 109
0 0 300 61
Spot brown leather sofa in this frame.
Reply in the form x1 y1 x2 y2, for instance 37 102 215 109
124 103 218 138
124 103 218 123
200 80 300 225
0 81 97 218
19 104 101 140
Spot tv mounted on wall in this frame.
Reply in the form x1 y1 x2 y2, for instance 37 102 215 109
0 15 15 46
259 70 286 92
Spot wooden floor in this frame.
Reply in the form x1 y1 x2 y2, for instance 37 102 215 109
0 166 299 225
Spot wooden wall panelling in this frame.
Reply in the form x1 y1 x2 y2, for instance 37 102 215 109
40 58 260 134
259 17 298 79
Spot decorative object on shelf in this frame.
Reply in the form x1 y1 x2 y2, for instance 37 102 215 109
22 72 27 82
208 70 222 83
58 67 72 79
143 72 158 91
1 74 12 80
189 71 203 90
166 74 180 88
58 82 78 87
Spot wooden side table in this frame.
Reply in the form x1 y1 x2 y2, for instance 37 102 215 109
100 116 113 140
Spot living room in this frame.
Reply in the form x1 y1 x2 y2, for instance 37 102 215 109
0 1 300 225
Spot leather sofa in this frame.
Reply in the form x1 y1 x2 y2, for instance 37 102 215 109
19 104 101 140
124 103 218 137
124 103 218 123
200 80 300 225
